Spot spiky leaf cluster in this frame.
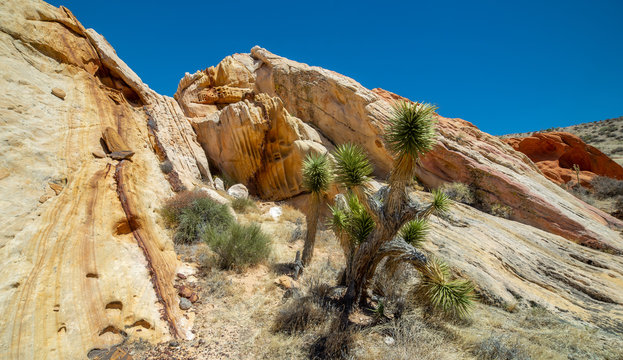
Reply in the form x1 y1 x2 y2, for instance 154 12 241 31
332 143 373 189
415 257 475 319
399 218 429 247
302 152 332 195
384 101 437 161
329 194 375 246
431 189 450 215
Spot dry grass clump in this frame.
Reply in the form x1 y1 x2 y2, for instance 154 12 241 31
280 204 305 223
272 297 328 335
440 182 475 205
488 203 512 219
471 336 530 360
231 197 258 213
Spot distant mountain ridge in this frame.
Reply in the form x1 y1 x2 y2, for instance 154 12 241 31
501 116 623 165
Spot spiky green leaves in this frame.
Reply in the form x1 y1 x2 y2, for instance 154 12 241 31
399 218 429 247
346 194 375 245
329 194 375 246
302 152 332 195
332 143 373 189
416 258 475 319
384 101 437 161
431 189 450 214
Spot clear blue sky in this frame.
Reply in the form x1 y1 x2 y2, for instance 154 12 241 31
49 0 622 135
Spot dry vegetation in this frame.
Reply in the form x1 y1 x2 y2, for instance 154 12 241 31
125 197 623 360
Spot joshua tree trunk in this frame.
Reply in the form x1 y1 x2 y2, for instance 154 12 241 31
302 194 321 266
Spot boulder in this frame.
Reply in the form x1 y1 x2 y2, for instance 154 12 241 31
227 184 249 199
504 132 623 187
214 177 225 191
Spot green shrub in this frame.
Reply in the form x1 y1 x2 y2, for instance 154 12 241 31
440 182 475 205
174 197 234 244
230 197 257 213
205 222 271 270
591 176 623 198
160 190 208 227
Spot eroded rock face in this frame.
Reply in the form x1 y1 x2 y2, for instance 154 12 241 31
188 92 326 200
0 1 207 358
504 132 623 187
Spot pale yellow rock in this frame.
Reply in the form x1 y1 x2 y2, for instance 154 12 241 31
0 1 204 358
191 93 326 200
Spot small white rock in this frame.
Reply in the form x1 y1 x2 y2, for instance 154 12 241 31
179 297 191 310
269 206 282 220
384 336 395 345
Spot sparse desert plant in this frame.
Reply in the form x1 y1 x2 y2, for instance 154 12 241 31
413 257 475 319
611 146 623 154
160 190 208 227
489 203 512 219
279 205 304 223
321 101 474 319
440 182 475 205
272 297 327 334
230 197 257 213
591 176 623 198
205 222 271 270
174 197 234 244
301 152 333 266
159 160 173 174
472 336 530 360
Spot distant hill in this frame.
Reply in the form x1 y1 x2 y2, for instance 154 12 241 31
501 116 623 165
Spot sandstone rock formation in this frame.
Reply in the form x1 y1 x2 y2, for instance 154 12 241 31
0 1 210 358
180 46 621 254
504 131 623 187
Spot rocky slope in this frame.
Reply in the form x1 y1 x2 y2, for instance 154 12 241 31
1 1 622 359
504 131 623 187
502 116 623 166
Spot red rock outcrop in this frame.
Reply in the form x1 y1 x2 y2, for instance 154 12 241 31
504 132 623 187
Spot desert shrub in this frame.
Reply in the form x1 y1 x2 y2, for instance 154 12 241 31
565 183 595 205
309 318 352 360
598 124 617 135
472 336 531 360
159 160 173 174
489 203 512 219
580 134 595 143
272 297 326 334
230 197 257 213
174 197 234 244
611 146 623 154
205 222 271 270
160 190 208 227
591 176 623 198
615 196 623 211
440 182 474 205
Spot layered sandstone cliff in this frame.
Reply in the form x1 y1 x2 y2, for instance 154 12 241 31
0 1 210 358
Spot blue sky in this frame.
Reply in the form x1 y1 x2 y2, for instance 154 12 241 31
49 0 622 135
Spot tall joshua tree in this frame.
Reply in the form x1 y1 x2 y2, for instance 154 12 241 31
328 101 474 316
301 152 332 266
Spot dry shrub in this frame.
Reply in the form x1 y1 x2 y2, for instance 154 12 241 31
489 203 512 219
231 197 258 213
592 176 623 198
309 317 352 360
272 297 327 335
160 190 208 227
280 205 305 223
472 336 530 360
159 160 173 174
440 182 475 205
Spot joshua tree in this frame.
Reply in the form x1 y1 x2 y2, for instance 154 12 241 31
301 152 332 266
327 101 474 317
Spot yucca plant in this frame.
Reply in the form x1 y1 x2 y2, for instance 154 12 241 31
301 152 332 266
332 143 373 199
399 218 429 248
414 257 475 319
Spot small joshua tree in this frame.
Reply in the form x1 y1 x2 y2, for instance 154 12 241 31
301 152 332 266
318 100 474 318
